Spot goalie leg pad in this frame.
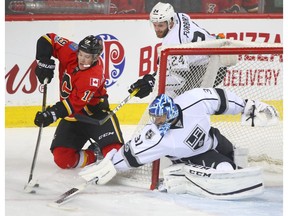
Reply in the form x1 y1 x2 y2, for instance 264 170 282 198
79 156 117 185
233 148 249 168
162 164 187 194
184 164 264 200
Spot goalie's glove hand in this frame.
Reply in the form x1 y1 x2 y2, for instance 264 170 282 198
223 4 240 13
242 99 279 127
128 74 155 99
35 59 55 84
34 106 58 127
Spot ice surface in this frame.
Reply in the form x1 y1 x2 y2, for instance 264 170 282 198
5 126 284 216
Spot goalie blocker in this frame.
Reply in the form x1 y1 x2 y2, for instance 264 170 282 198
161 163 264 200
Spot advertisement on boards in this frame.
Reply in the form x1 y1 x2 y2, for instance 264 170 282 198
5 18 282 126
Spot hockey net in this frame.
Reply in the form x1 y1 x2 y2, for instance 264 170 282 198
116 39 283 190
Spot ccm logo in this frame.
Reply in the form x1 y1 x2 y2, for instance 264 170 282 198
99 132 114 140
189 170 211 177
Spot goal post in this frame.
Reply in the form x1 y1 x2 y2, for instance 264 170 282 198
117 39 283 190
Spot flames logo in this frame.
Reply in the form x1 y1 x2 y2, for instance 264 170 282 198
96 34 125 88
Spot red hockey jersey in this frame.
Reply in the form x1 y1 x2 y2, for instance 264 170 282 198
42 33 107 119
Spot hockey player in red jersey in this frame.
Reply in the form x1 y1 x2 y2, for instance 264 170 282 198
34 33 124 169
203 0 259 13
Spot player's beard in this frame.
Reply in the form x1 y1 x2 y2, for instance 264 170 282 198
156 28 169 38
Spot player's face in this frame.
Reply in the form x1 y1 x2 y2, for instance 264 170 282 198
150 114 167 127
77 50 96 70
152 21 169 38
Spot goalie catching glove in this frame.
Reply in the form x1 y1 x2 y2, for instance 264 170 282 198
79 149 117 185
128 74 155 99
241 99 279 127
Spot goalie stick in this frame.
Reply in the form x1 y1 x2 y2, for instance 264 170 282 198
48 176 98 210
24 78 48 193
75 88 139 126
49 140 103 209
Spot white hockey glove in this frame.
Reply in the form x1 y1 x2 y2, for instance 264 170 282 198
78 149 117 185
161 164 187 194
241 99 279 127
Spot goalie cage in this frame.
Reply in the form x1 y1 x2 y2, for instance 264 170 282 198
115 39 283 190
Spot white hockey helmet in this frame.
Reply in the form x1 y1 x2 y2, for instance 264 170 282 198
150 2 175 24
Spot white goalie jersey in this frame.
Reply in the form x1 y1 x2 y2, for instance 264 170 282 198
79 88 276 199
112 88 245 171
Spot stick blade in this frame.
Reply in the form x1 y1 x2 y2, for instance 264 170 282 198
24 179 39 193
49 182 87 208
47 202 78 211
74 114 102 126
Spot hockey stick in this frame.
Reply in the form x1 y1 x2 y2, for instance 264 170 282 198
48 139 103 209
48 176 99 210
74 71 157 126
74 88 140 126
24 79 48 193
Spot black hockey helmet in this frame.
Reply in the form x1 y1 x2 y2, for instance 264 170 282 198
78 35 103 55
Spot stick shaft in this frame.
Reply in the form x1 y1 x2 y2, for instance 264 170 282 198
75 88 139 126
27 80 48 183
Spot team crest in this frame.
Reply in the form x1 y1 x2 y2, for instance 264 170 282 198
124 140 131 152
145 129 155 139
184 125 206 151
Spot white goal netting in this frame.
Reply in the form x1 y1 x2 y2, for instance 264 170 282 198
117 39 283 189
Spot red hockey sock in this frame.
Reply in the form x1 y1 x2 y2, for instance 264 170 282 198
101 143 122 157
52 147 96 169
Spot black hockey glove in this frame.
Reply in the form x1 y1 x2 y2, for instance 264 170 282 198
34 107 58 127
128 74 155 99
35 59 55 84
34 101 68 127
87 96 110 114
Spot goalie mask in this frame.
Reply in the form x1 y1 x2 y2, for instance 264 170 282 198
149 94 179 136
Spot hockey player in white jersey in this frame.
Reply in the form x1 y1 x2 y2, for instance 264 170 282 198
79 88 279 200
150 2 215 45
128 2 228 99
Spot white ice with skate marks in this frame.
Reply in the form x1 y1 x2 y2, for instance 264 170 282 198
5 126 284 216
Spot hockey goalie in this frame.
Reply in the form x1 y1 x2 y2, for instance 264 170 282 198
79 88 279 200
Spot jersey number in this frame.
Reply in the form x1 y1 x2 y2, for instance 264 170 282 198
191 31 206 42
